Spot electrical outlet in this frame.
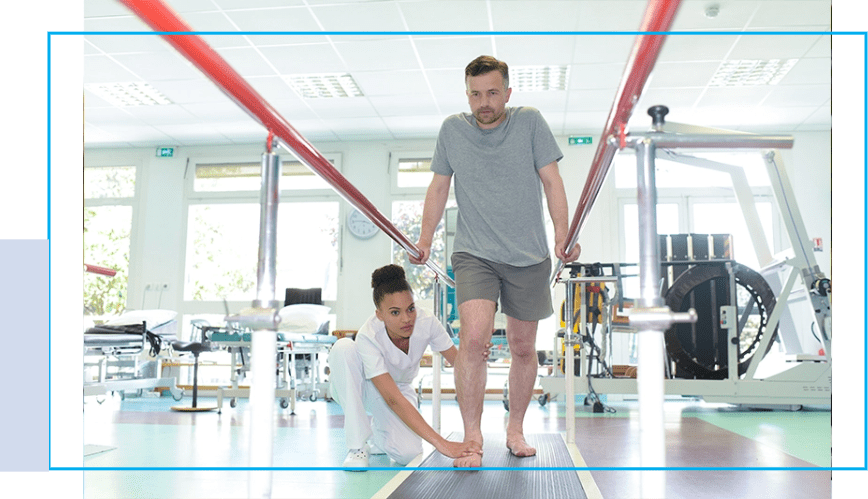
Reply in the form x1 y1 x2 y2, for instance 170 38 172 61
719 305 736 328
161 283 169 290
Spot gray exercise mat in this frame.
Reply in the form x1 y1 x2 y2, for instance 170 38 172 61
388 433 587 499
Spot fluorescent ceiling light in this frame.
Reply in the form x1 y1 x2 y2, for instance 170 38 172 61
85 81 172 106
284 73 364 98
511 66 569 92
709 59 798 87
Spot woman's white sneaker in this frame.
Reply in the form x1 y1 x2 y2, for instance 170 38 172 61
342 445 369 470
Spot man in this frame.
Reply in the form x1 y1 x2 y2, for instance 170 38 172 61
410 55 581 467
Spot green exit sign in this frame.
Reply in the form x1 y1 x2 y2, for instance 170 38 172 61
156 147 174 157
569 136 593 146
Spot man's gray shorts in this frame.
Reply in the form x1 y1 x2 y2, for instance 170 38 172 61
451 252 553 322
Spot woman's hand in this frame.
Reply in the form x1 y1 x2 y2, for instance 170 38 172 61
437 439 483 459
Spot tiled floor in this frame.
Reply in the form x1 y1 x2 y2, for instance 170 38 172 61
83 392 831 498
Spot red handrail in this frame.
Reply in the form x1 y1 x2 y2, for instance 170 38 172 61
119 0 453 286
553 0 682 283
84 264 117 277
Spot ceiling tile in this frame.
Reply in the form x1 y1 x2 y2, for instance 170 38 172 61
84 33 169 55
648 61 721 88
490 1 581 31
698 87 774 108
749 1 831 28
333 39 419 72
777 58 831 85
669 0 759 30
81 0 833 147
569 63 626 91
495 35 577 67
351 70 429 97
215 47 278 77
311 2 406 31
399 1 491 32
728 33 824 60
150 79 227 105
181 101 253 121
570 35 634 65
762 85 831 107
123 104 201 126
413 37 494 70
111 51 204 81
257 44 345 74
367 94 440 117
574 1 647 31
224 6 319 31
657 34 737 63
424 68 468 99
83 55 141 83
306 97 378 119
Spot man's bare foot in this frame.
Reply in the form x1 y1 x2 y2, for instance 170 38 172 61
453 452 483 468
506 435 536 457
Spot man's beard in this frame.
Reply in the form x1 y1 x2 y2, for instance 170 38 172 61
474 107 504 125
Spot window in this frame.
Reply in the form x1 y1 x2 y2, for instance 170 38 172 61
616 149 780 279
390 151 439 194
396 158 434 188
85 165 136 198
691 200 774 271
192 155 340 193
184 153 342 306
184 202 339 301
391 199 457 300
613 150 771 189
84 166 137 321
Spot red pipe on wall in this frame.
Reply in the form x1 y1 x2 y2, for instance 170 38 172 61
118 0 453 283
555 0 682 282
84 264 117 277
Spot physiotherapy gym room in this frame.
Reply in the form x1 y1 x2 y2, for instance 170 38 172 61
28 0 864 498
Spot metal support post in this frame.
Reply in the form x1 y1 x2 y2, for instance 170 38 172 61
634 138 667 498
247 151 282 499
631 136 696 498
564 280 576 445
726 263 739 381
432 277 442 433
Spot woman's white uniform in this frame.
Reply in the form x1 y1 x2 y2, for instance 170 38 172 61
327 308 453 465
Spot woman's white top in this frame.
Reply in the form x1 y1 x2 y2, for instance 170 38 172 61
355 308 453 384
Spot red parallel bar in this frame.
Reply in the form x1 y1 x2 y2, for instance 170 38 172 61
554 0 682 282
118 0 451 282
84 264 117 277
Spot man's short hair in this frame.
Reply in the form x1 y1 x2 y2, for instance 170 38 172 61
465 55 509 89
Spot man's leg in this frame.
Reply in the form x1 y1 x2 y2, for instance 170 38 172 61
453 298 496 467
505 315 539 457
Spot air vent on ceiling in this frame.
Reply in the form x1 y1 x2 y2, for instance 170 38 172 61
85 81 172 106
510 65 569 92
709 59 798 87
284 73 364 98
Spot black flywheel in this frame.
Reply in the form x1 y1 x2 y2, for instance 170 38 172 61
663 262 778 379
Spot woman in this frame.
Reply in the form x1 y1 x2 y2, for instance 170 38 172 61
328 264 483 469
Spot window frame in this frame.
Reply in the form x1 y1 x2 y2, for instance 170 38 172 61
616 185 783 273
83 161 143 320
180 153 344 316
185 152 343 200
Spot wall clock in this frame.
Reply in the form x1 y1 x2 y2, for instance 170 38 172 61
346 208 379 239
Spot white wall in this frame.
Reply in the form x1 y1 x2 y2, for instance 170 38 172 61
84 129 831 332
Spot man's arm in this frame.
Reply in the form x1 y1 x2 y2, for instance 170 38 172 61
409 173 452 265
538 162 581 263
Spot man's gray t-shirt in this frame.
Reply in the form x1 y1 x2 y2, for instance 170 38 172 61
430 106 563 267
